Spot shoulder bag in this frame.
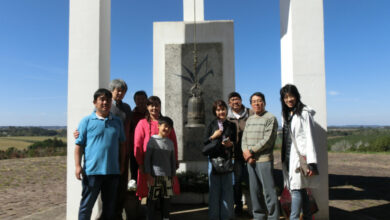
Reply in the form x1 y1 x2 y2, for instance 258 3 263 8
289 127 310 176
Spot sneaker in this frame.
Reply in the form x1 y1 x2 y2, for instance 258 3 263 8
127 179 137 191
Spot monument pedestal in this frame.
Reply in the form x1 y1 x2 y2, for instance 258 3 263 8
154 20 235 172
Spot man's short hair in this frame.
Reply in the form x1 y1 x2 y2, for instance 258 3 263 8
108 79 128 92
228 92 242 101
250 92 266 105
94 88 112 101
158 116 174 128
133 90 147 101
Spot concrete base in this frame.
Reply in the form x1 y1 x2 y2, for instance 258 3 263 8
171 192 209 205
177 161 208 173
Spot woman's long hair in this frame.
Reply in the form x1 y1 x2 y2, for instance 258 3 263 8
280 84 305 121
145 96 162 122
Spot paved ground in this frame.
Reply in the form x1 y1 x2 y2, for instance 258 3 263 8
1 152 389 220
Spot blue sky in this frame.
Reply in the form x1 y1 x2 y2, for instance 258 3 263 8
0 0 389 126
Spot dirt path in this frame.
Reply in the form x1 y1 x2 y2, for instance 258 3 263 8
0 156 66 220
0 152 389 219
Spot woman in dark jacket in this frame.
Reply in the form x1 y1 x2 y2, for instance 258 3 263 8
203 100 237 220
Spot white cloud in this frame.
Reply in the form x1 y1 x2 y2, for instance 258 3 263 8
328 90 339 96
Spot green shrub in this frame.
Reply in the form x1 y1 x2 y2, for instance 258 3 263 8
177 171 209 193
0 138 67 159
328 128 390 153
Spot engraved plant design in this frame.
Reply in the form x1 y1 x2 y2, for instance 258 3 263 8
175 55 214 96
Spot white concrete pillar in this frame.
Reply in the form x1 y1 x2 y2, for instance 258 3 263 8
280 0 328 219
183 0 204 22
67 0 111 219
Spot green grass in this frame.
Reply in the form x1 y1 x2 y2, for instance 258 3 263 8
0 136 67 151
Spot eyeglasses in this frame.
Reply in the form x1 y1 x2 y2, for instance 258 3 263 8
251 100 263 104
229 97 241 101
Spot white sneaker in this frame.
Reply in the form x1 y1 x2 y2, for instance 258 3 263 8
127 179 137 191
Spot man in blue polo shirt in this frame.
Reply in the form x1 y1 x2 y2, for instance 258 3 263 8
75 88 125 220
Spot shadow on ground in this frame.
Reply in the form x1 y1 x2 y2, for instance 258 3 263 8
329 174 390 220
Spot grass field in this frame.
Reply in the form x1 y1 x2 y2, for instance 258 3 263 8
0 136 67 151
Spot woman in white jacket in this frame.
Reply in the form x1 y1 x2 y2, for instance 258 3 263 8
280 84 319 220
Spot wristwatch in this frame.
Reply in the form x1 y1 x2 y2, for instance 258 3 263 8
249 149 255 155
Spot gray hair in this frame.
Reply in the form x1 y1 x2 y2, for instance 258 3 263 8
108 79 128 92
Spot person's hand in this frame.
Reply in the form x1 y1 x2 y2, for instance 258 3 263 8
210 129 223 140
307 169 314 177
73 129 80 139
146 174 154 186
247 158 256 165
221 138 233 147
75 165 83 180
243 149 253 161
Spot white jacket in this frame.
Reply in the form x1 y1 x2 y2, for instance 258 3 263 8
282 106 320 190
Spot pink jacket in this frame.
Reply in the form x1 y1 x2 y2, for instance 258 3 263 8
134 119 179 198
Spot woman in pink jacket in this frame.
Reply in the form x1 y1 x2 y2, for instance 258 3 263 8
134 96 179 200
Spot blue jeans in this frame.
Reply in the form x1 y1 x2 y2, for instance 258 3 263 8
78 175 120 220
208 161 234 220
232 160 248 211
290 189 312 220
247 161 279 220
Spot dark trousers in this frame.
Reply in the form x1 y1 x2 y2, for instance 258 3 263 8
78 175 120 220
233 160 249 211
147 198 170 220
114 156 130 219
129 152 138 181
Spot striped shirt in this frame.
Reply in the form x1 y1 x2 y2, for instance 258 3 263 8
241 111 278 162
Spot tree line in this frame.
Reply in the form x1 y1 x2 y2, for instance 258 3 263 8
0 138 66 159
328 127 390 152
0 126 66 137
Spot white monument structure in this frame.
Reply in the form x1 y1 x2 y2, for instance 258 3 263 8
67 0 328 219
154 0 234 172
280 0 328 219
67 0 111 219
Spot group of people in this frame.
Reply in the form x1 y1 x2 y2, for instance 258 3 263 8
74 79 180 220
203 86 319 220
74 78 320 220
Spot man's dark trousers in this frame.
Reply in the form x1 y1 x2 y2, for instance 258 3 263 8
78 175 120 220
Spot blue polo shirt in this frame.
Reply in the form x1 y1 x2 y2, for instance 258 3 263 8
75 112 125 175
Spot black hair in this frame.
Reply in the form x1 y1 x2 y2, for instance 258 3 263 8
280 84 305 121
158 116 174 128
212 100 228 116
147 96 161 107
133 90 147 102
146 96 162 122
228 92 242 101
250 92 266 105
93 88 112 101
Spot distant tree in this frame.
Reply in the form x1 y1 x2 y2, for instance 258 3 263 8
0 126 64 137
0 138 67 159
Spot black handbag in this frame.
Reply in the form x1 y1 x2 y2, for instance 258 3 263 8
203 140 233 174
210 156 233 174
202 139 219 156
